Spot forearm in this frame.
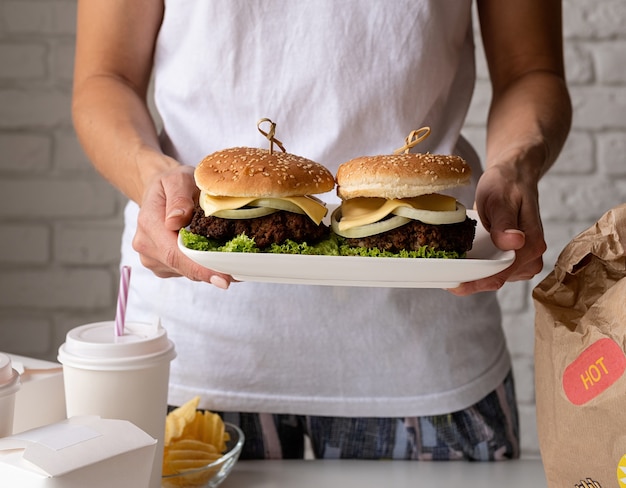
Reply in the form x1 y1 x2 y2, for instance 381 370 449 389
484 70 572 183
72 74 178 205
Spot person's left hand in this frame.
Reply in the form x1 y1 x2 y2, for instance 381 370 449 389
447 162 546 296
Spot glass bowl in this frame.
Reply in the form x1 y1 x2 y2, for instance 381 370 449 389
162 422 245 488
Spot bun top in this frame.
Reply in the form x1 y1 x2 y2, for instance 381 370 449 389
336 152 471 200
195 147 335 197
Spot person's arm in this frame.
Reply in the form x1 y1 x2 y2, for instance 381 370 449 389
450 0 572 295
72 0 232 287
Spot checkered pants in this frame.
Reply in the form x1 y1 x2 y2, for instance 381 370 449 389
218 370 519 461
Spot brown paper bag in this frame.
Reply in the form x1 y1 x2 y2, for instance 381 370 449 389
533 203 626 488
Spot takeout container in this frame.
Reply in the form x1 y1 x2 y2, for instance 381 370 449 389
4 353 66 434
0 415 156 488
0 352 21 437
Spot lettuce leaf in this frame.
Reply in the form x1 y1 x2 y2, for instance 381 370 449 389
220 234 260 253
338 243 464 259
179 228 219 251
180 228 464 258
180 228 339 255
268 236 340 256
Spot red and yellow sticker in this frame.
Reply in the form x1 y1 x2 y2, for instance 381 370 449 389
562 338 626 405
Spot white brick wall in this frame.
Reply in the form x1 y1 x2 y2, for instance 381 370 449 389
0 0 624 458
0 0 125 359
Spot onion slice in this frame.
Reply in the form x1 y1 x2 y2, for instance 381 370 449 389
331 207 410 238
250 198 306 215
212 197 308 219
392 202 467 225
213 206 278 219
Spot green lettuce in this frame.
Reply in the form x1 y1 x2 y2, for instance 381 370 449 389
220 234 260 253
338 243 464 259
180 228 464 258
268 236 340 256
179 228 219 251
180 228 339 255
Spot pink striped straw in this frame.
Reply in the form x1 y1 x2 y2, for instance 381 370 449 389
115 265 131 337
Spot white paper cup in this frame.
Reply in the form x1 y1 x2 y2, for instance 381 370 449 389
58 321 176 488
0 353 21 438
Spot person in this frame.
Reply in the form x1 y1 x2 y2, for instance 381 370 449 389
72 0 571 461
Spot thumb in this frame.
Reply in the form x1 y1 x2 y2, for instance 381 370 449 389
162 165 198 231
485 213 526 251
165 195 195 231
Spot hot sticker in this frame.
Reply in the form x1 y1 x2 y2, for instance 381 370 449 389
562 338 626 406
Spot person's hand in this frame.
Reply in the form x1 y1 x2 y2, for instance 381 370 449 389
132 163 234 289
448 162 546 296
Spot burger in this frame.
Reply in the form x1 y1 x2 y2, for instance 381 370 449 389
181 146 337 254
331 152 477 258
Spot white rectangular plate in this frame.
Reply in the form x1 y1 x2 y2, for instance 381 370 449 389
178 210 514 288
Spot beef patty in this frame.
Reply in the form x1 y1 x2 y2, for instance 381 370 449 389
189 204 330 249
343 216 477 254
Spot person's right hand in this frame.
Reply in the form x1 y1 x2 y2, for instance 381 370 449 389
132 163 234 289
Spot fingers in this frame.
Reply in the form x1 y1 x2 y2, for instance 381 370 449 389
209 275 230 289
134 219 234 287
447 257 542 296
447 268 508 295
133 165 234 288
162 243 232 287
448 241 544 296
449 206 545 296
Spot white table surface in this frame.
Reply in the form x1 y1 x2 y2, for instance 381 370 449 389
221 459 547 488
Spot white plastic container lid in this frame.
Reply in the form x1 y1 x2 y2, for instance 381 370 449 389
58 321 176 371
0 353 21 397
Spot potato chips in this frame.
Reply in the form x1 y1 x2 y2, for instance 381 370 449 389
162 396 230 481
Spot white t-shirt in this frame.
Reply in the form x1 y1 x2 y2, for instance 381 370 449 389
121 0 511 417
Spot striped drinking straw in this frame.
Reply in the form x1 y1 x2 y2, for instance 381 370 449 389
115 265 131 337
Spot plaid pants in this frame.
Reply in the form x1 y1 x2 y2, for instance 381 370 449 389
217 370 519 461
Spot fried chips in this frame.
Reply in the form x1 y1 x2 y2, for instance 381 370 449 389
162 396 230 480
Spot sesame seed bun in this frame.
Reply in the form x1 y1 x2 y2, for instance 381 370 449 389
194 147 335 198
336 153 471 200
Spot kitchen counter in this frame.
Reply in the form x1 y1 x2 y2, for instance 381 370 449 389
222 458 547 488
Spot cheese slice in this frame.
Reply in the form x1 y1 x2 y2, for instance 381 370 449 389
338 194 460 231
199 192 328 224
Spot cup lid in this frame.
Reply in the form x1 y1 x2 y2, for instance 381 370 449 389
0 353 19 391
0 353 14 384
58 321 176 370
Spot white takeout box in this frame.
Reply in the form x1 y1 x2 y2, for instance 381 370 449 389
4 353 66 434
0 416 157 488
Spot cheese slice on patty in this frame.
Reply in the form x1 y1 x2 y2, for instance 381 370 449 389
199 191 328 224
338 194 464 230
